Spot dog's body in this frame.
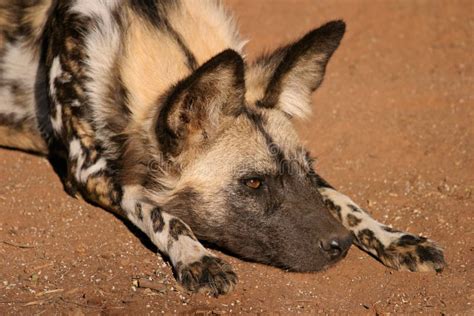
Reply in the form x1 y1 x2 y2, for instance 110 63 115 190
1 0 444 295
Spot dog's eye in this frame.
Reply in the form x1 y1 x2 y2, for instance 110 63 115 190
244 178 262 189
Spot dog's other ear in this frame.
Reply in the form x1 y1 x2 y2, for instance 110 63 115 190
247 20 345 118
156 49 245 157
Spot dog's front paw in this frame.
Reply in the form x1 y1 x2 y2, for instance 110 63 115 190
382 234 446 272
177 255 237 296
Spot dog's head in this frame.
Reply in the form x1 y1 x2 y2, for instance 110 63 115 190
153 21 352 271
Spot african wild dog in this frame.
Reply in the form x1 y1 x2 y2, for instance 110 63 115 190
0 0 445 296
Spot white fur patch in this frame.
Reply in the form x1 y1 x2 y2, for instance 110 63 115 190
71 100 81 107
121 185 144 216
79 158 107 182
49 57 63 132
168 235 208 266
279 85 312 119
1 43 38 89
69 138 82 158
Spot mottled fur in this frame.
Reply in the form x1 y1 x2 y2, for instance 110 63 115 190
0 0 445 295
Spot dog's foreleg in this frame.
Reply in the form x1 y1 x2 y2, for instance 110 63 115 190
121 186 237 296
315 182 445 272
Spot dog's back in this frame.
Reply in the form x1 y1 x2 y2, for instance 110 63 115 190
0 0 243 154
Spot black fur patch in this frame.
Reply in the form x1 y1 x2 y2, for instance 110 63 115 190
383 226 402 233
129 0 177 29
166 25 198 71
303 154 335 190
169 218 194 241
414 244 445 271
347 204 362 213
310 172 334 188
324 199 342 220
397 234 427 246
135 203 143 221
150 207 164 232
346 213 361 227
416 245 435 263
399 252 417 272
357 229 385 257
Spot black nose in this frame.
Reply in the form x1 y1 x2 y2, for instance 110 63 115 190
320 234 353 260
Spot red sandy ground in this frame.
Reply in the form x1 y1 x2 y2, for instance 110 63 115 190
1 0 473 314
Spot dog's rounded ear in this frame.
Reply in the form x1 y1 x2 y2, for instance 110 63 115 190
247 20 345 118
156 49 245 157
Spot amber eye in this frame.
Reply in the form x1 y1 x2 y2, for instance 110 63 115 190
244 178 262 189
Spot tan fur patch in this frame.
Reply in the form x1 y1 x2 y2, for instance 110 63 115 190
0 126 47 154
245 63 276 105
167 0 244 65
85 175 114 209
73 120 94 149
120 7 191 123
